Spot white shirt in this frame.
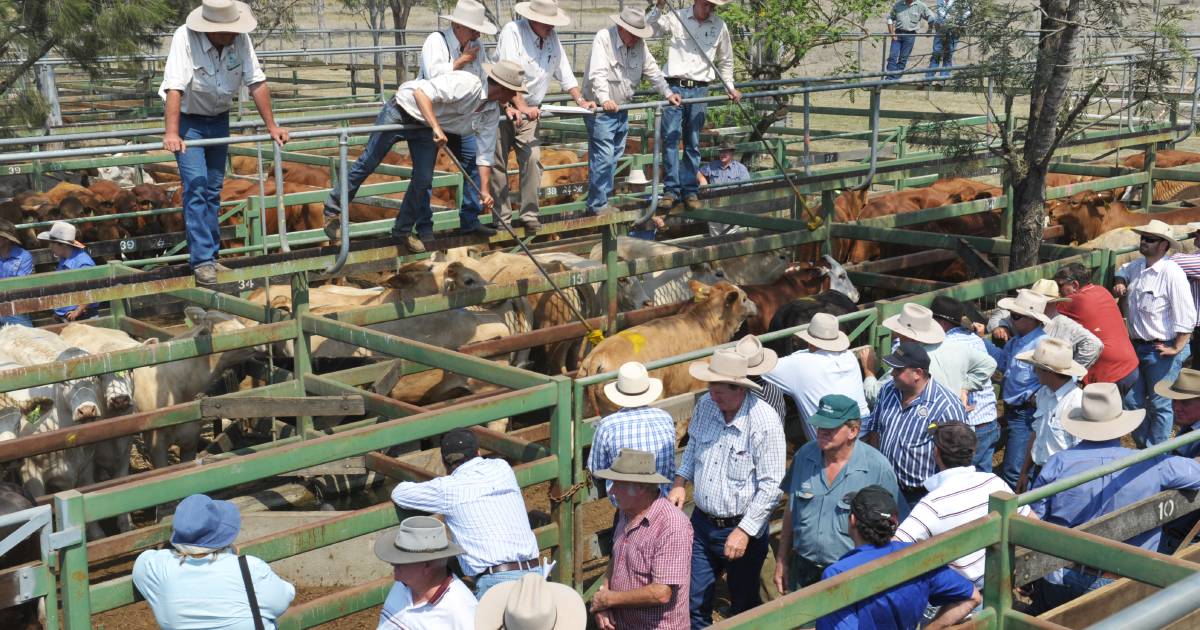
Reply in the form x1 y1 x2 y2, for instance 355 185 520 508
159 25 267 116
1117 256 1198 341
764 349 870 442
1031 380 1082 466
894 467 1033 588
377 576 476 630
493 19 578 106
647 7 734 86
419 28 487 84
584 26 672 105
393 71 500 167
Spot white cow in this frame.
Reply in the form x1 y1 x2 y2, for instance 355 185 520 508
588 237 727 307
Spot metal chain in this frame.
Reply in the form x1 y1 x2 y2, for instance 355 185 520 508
549 480 589 504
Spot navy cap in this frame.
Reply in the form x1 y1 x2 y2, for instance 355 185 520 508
883 341 931 371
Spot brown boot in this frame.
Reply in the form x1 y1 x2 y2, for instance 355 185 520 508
684 195 702 211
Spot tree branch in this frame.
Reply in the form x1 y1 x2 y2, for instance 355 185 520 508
1040 74 1104 169
0 37 56 96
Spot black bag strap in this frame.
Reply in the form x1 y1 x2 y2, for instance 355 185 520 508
238 554 267 630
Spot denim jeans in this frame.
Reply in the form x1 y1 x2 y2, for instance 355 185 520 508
584 111 629 213
662 84 709 200
927 30 959 79
1117 364 1141 410
972 421 1001 473
689 510 769 629
175 112 230 268
999 403 1036 488
1131 341 1191 447
886 32 918 78
473 567 540 599
445 131 483 232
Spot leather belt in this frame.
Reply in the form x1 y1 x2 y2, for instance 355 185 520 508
895 29 917 34
1132 338 1168 345
1069 563 1119 580
485 558 538 575
668 77 709 89
698 509 743 529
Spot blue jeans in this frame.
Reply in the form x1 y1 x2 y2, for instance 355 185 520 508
175 112 230 268
927 30 958 79
1131 341 1191 447
661 84 709 200
886 32 918 78
473 567 540 599
585 111 629 213
689 510 769 629
1033 569 1114 614
446 132 483 231
999 403 1036 488
1117 365 1142 410
972 421 1000 473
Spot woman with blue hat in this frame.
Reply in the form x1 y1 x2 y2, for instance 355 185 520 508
133 493 295 629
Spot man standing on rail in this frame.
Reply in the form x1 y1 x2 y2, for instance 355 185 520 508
648 0 740 214
885 0 934 80
0 219 34 326
1052 262 1141 401
159 0 289 286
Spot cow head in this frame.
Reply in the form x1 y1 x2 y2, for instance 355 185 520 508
387 261 442 296
441 261 489 294
618 275 654 310
53 348 101 422
821 255 860 303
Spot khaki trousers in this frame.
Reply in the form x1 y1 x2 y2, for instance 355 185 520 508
490 116 542 224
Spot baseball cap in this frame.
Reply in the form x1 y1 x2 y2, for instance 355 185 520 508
848 485 898 529
440 427 479 465
883 341 931 371
930 421 977 460
809 394 861 429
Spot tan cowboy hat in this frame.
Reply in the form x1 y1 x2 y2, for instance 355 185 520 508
36 221 85 248
373 516 464 565
592 448 670 485
882 303 945 345
795 312 851 352
186 0 257 34
1154 368 1200 400
603 362 663 408
0 219 21 246
1029 278 1070 304
734 334 777 375
626 168 650 185
688 349 761 391
484 60 529 93
442 0 498 35
476 573 587 630
514 0 571 27
1016 337 1087 378
1063 382 1145 442
997 289 1051 325
1132 219 1181 250
609 6 653 39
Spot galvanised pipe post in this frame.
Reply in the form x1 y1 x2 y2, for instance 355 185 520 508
550 375 575 588
819 190 835 258
54 489 91 630
325 131 351 275
273 142 291 253
602 226 619 336
291 272 315 438
254 141 269 255
1142 142 1156 210
983 491 1017 621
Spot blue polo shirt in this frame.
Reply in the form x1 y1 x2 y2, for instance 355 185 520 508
863 378 968 488
54 248 98 319
988 327 1045 406
0 244 33 279
817 541 975 630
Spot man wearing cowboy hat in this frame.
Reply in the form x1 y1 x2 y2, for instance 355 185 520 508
1163 222 1200 369
583 7 680 217
476 572 586 630
375 516 478 629
1154 367 1200 447
667 349 784 626
325 60 528 254
775 394 899 593
987 289 1051 488
1113 219 1198 447
588 362 677 503
1015 337 1087 491
492 0 595 236
1028 382 1200 612
696 140 750 236
0 218 34 326
38 221 98 322
648 0 739 214
988 278 1103 369
733 334 787 420
1053 262 1140 399
590 449 693 630
159 0 289 286
929 296 1002 471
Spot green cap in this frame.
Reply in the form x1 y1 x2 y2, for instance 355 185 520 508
809 394 861 429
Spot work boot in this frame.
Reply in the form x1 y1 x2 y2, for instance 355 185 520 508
394 232 426 254
684 195 702 212
460 223 498 238
193 263 218 286
659 194 677 211
521 218 542 236
213 263 232 272
323 213 340 241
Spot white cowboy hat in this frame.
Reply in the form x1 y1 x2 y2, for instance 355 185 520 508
476 573 587 630
603 362 663 408
1154 368 1200 400
373 516 464 565
734 334 777 375
514 0 571 27
997 289 1051 325
1016 337 1087 378
626 169 650 185
442 0 498 35
795 312 851 352
592 448 670 485
36 221 85 248
484 60 529 93
609 6 653 39
1132 219 1181 250
186 0 257 34
882 303 945 345
1063 382 1145 442
688 349 761 391
1028 278 1070 304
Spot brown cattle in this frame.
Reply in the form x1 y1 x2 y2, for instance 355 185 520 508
740 264 833 335
46 182 99 212
87 179 123 208
168 178 325 237
1048 199 1200 243
1120 149 1200 170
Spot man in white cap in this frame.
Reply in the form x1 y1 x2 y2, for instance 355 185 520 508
987 289 1050 488
988 278 1103 369
589 362 677 502
1014 337 1086 491
375 516 477 629
159 0 289 286
583 6 680 217
37 221 98 322
476 572 586 630
492 0 595 235
1028 382 1200 612
668 349 783 626
1113 219 1198 447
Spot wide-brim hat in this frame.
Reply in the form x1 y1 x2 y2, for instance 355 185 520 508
476 573 587 630
603 362 664 408
734 334 777 375
1154 368 1200 400
170 494 241 549
0 219 21 246
795 312 850 352
187 0 257 34
1029 278 1070 304
514 0 571 26
1016 336 1087 378
36 221 84 248
1132 219 1181 250
484 60 529 93
1063 382 1145 442
609 7 653 39
373 516 464 565
882 302 945 345
592 448 670 484
997 289 1051 325
688 349 761 391
443 0 498 35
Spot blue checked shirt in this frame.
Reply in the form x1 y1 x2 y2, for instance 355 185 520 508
946 327 998 426
588 405 677 499
988 327 1046 406
864 378 968 488
390 456 539 576
677 393 785 537
0 245 33 279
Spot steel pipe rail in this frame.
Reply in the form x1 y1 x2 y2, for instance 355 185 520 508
1084 570 1200 630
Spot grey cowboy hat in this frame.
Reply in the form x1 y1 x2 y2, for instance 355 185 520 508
592 448 671 485
373 516 464 565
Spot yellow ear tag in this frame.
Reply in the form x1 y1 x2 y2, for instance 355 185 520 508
586 329 606 346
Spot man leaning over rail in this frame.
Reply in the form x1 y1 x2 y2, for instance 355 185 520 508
159 0 289 286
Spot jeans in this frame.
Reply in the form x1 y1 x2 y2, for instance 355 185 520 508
1131 341 1191 447
927 30 958 79
689 510 769 629
445 132 483 232
1033 569 1114 614
972 421 1000 473
0 314 32 327
584 111 629 213
786 552 826 592
999 403 1035 488
473 567 540 599
662 84 709 200
886 32 918 78
1116 365 1141 410
176 112 230 268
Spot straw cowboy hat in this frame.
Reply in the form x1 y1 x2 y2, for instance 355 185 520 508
476 573 587 630
603 362 663 408
187 0 257 34
795 312 851 352
0 219 21 246
1132 219 1181 250
882 303 945 345
734 334 777 375
1016 337 1087 378
514 0 571 27
1063 382 1145 442
609 6 653 39
997 289 1051 325
373 516 464 565
484 60 529 93
1028 278 1069 304
592 448 671 485
688 349 762 391
1154 368 1200 400
36 221 84 248
442 0 498 35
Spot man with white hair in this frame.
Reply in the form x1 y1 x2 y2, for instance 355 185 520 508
374 516 477 629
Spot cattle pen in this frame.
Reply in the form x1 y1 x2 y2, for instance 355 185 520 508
5 41 1200 629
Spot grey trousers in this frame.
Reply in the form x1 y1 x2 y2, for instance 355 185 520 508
490 116 542 224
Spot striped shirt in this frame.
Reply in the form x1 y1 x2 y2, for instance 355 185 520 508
677 393 785 537
750 376 789 423
1117 256 1198 341
863 378 968 488
610 497 693 630
589 406 677 498
946 328 998 426
390 457 539 576
894 467 1032 588
1165 251 1200 314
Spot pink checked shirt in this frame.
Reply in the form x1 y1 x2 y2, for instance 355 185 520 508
610 497 693 630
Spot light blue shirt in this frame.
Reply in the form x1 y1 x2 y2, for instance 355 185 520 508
946 327 999 426
989 327 1045 406
54 248 98 318
132 550 295 630
0 244 33 279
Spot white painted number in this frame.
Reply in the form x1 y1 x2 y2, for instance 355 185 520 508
119 239 136 252
7 166 21 175
238 279 256 291
1158 500 1176 521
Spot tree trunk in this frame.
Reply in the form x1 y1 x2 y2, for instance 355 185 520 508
389 0 413 85
1010 168 1047 270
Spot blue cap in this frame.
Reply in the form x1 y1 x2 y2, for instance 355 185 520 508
170 494 241 549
